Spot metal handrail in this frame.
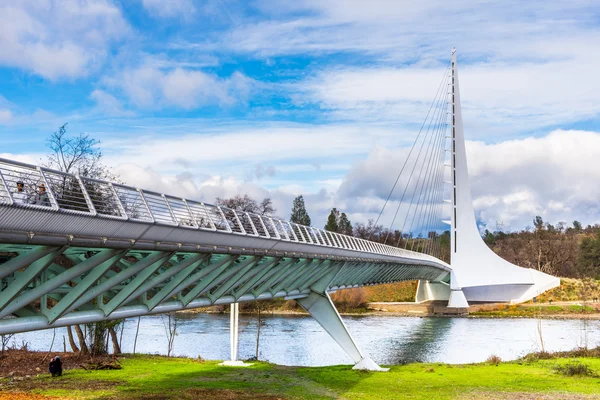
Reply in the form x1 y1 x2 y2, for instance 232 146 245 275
0 156 438 263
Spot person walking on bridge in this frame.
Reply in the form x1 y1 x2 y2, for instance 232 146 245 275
34 183 50 207
13 181 28 204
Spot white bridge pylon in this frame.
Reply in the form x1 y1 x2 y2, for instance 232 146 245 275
416 49 560 307
0 50 558 371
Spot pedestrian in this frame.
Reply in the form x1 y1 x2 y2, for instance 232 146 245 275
34 183 51 207
13 181 28 204
49 356 62 377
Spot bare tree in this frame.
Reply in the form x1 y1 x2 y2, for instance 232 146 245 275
133 316 141 355
1 334 14 355
216 195 275 216
161 312 178 357
45 123 117 180
44 124 121 355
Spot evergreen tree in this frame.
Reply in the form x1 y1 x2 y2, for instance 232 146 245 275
290 195 311 226
533 215 544 232
324 208 340 232
578 231 600 278
338 212 353 235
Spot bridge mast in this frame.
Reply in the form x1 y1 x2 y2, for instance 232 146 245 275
450 48 457 264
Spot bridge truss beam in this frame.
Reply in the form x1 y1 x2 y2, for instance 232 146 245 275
0 243 446 370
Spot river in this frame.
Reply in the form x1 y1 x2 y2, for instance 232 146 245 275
8 314 599 366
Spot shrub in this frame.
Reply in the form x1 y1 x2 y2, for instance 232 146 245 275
553 362 598 377
330 288 368 312
486 354 502 365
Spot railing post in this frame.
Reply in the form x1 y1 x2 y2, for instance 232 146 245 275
137 190 155 223
108 182 128 219
0 169 14 205
199 203 217 230
162 194 179 226
75 175 97 216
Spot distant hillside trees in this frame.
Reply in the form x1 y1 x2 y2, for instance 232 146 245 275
484 216 600 278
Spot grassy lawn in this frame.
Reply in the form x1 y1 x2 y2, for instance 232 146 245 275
470 304 599 317
2 355 600 399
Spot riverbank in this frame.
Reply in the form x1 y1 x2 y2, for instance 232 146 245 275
185 300 600 319
1 350 600 399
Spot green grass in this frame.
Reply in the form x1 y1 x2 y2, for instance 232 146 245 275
471 304 598 317
4 355 600 399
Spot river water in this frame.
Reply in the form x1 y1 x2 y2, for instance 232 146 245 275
9 314 599 366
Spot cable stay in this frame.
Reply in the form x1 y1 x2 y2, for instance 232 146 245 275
374 61 452 262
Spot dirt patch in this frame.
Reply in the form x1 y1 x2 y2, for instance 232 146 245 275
100 388 285 400
0 394 69 400
459 391 600 399
0 350 117 378
2 377 119 392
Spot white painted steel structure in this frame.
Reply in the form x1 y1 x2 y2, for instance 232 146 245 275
415 50 560 307
0 50 559 370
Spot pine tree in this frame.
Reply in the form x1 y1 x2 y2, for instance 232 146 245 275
290 195 311 226
324 208 340 232
338 212 353 235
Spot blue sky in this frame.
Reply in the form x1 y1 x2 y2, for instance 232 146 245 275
1 0 600 230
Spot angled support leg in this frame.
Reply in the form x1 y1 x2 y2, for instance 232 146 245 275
296 262 388 372
447 271 469 308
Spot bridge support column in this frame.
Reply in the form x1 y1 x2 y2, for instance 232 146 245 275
297 292 388 371
447 272 469 308
220 302 252 367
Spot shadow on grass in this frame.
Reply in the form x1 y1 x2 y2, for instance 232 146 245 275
3 355 374 400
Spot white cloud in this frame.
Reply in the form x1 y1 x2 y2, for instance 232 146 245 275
0 110 13 124
112 64 254 109
142 0 195 19
295 50 600 135
214 0 600 62
0 0 128 80
90 89 132 117
101 122 411 178
338 129 600 232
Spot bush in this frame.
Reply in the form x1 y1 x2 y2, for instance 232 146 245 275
553 362 598 377
486 354 502 365
330 288 368 312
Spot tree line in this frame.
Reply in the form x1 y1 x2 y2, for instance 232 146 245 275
484 216 600 279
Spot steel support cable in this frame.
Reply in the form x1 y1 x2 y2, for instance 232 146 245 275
394 80 449 246
420 119 448 255
416 96 450 255
427 86 451 257
414 93 449 251
423 115 448 257
383 71 451 245
434 102 453 258
370 62 451 241
425 152 445 257
411 117 447 253
381 70 450 244
384 111 439 246
432 117 449 258
406 106 448 251
430 110 451 257
406 125 445 251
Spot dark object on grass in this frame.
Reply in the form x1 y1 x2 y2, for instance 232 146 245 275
49 356 62 377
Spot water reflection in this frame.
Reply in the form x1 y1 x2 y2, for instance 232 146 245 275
386 317 453 364
8 314 600 366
